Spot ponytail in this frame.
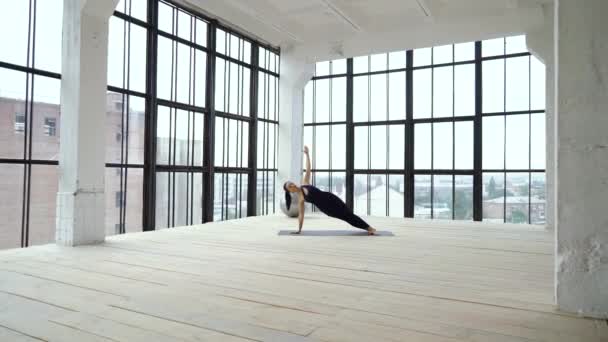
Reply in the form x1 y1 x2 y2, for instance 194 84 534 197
283 182 293 210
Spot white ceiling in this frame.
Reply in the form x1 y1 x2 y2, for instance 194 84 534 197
185 0 551 59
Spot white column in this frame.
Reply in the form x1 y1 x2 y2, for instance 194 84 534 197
277 50 314 192
526 3 555 231
56 0 118 246
555 0 608 318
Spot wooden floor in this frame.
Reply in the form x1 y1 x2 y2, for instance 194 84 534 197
0 214 606 342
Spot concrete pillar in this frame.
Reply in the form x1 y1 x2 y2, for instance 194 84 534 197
555 0 608 318
526 3 555 231
277 49 314 192
56 0 118 246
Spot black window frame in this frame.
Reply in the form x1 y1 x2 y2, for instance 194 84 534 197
306 38 546 224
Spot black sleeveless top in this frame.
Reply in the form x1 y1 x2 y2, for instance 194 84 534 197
300 184 321 204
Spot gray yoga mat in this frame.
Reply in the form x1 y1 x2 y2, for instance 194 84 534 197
278 230 394 236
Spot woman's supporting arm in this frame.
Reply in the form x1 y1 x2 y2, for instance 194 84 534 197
302 145 311 185
293 195 305 234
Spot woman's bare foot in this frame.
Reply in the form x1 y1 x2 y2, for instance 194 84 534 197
367 227 377 235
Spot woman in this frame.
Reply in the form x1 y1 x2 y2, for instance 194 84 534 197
283 145 377 235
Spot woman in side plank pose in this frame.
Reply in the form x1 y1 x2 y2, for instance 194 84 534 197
283 145 377 235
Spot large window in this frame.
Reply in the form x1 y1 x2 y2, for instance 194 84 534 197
303 60 347 212
412 43 475 221
0 0 63 249
305 35 546 224
481 36 546 224
0 0 280 250
106 1 148 235
256 48 279 215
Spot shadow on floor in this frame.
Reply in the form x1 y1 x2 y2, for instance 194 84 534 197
278 230 394 236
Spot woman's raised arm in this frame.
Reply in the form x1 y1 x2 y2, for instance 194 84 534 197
302 145 311 185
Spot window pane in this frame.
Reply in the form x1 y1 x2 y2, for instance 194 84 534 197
369 174 387 216
433 66 453 118
388 51 406 69
483 59 505 113
370 53 387 72
156 106 170 165
414 123 431 169
388 175 405 217
332 125 346 169
370 74 387 121
454 121 473 169
315 61 329 77
314 172 330 192
482 37 504 57
214 173 248 221
315 79 329 122
354 126 368 169
0 68 26 159
531 56 546 110
530 113 546 169
130 24 147 93
454 64 475 116
216 29 226 55
35 0 63 73
331 172 346 202
303 126 313 162
0 164 24 249
530 173 546 225
158 1 174 34
505 114 529 169
389 125 405 169
388 71 406 120
354 174 368 215
155 171 170 229
353 76 368 122
104 168 144 236
483 116 505 169
174 110 190 166
506 35 527 54
413 69 432 118
370 126 387 169
173 172 189 227
332 77 346 122
177 10 191 41
257 171 276 215
454 42 475 62
0 1 29 66
315 125 329 169
454 176 473 220
32 76 61 160
414 47 431 67
506 56 530 111
194 50 207 108
107 17 125 89
214 118 248 168
196 19 208 47
506 173 529 224
433 122 453 170
414 175 432 219
353 56 368 74
483 172 504 223
434 175 452 219
157 36 173 101
433 45 453 64
332 59 347 75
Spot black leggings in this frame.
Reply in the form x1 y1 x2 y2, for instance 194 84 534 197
312 192 370 230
